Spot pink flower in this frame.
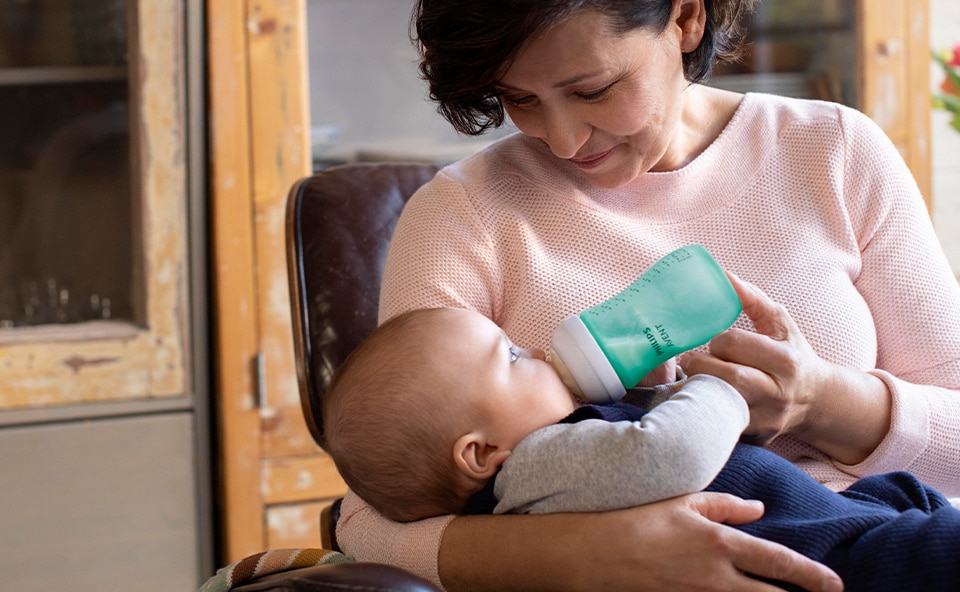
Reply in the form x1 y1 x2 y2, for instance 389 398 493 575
933 45 960 132
950 44 960 68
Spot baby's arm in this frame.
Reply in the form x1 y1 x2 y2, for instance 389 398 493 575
494 374 748 514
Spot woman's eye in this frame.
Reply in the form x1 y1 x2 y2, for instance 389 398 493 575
577 85 612 101
500 94 536 108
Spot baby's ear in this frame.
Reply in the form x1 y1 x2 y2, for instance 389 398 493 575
453 432 510 480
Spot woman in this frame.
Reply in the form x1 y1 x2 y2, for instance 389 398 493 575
336 1 960 590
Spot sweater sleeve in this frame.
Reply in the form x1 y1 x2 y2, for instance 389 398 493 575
336 489 453 590
493 375 749 514
834 106 960 494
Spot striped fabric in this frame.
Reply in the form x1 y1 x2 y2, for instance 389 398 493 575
198 548 353 592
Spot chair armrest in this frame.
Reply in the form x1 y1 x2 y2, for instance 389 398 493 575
230 562 442 592
320 498 342 552
199 548 441 592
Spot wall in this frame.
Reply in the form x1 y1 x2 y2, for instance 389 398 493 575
931 0 960 274
305 0 506 163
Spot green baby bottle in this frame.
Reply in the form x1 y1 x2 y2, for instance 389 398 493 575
550 245 742 403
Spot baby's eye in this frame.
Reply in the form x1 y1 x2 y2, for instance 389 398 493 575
508 344 521 363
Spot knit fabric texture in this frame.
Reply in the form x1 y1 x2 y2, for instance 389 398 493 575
198 548 352 592
335 93 960 589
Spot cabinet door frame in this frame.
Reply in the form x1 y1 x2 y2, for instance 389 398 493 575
857 0 931 205
209 0 331 561
0 0 192 417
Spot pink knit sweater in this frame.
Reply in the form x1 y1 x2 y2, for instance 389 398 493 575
337 93 960 588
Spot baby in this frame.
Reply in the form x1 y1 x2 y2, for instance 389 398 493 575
324 307 960 591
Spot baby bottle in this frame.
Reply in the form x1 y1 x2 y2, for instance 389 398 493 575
550 244 742 403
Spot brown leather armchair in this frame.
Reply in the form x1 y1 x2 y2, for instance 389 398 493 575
286 161 439 452
206 162 441 592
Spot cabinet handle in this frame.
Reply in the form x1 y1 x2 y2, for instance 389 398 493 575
876 39 902 58
254 351 266 409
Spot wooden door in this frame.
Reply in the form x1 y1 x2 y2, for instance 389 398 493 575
209 0 347 562
858 0 931 206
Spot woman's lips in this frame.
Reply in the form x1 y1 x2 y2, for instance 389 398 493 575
570 147 614 169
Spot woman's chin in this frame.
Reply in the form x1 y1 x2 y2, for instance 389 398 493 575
581 167 641 189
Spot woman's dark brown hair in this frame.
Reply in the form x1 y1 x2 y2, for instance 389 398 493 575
412 0 755 135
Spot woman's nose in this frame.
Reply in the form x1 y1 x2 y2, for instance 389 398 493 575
540 107 589 160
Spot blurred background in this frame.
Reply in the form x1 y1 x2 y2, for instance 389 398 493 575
0 1 957 589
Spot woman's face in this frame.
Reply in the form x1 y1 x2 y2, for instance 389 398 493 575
496 9 692 188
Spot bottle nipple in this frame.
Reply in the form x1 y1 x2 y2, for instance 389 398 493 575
549 351 585 399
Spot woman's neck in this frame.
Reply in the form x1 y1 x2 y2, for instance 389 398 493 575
658 84 742 171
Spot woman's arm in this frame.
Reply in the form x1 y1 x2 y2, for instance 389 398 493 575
338 483 844 592
439 495 843 592
682 270 960 495
682 108 960 493
337 490 453 586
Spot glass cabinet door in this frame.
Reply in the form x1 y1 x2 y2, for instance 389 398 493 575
0 0 190 412
1 1 133 328
711 1 856 103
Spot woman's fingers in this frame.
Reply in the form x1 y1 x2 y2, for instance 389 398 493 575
688 493 845 592
704 328 796 381
679 273 824 442
726 271 794 341
727 530 845 592
638 358 678 387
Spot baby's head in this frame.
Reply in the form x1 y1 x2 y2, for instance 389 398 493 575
323 307 575 522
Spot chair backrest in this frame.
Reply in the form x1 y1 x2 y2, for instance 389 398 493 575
285 162 440 449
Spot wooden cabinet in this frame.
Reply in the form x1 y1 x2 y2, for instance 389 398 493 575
0 0 211 587
208 0 933 561
858 0 931 205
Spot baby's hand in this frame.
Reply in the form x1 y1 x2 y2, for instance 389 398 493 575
637 358 679 387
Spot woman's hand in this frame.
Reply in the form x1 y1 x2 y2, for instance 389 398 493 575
679 273 891 464
638 357 678 387
439 493 843 592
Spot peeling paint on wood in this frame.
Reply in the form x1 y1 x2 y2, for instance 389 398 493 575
62 356 120 373
266 502 325 549
261 454 347 505
246 0 314 461
869 72 898 131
